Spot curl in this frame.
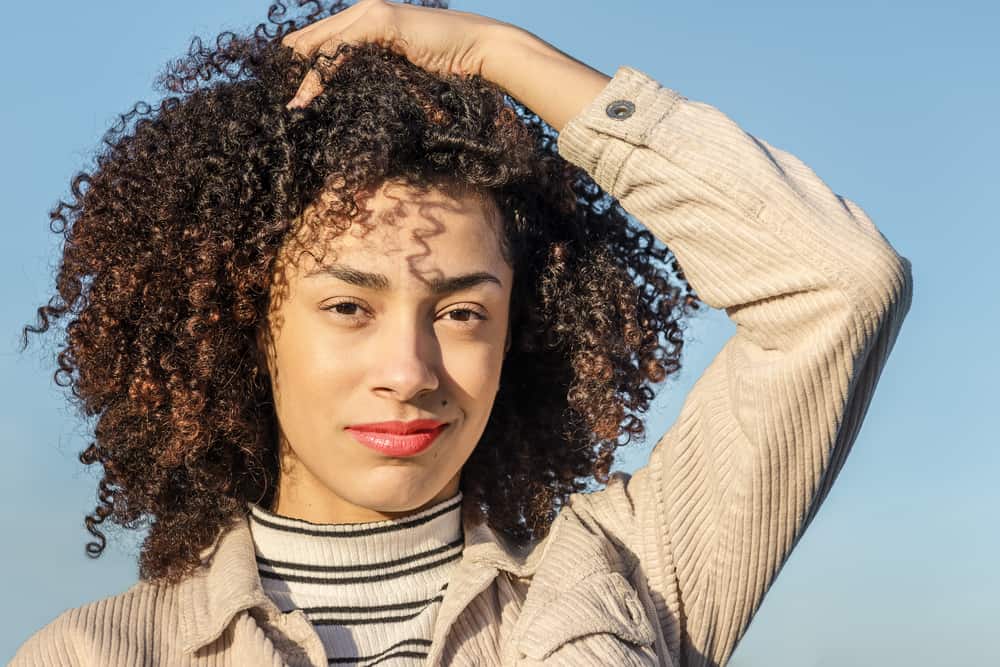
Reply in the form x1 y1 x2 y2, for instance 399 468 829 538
22 0 702 583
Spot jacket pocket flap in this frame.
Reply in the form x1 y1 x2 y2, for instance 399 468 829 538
517 571 656 661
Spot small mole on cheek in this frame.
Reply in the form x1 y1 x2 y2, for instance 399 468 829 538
442 400 448 406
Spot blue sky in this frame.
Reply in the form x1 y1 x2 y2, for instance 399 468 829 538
2 1 996 664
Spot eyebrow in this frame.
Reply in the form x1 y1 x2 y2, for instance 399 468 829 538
305 263 503 295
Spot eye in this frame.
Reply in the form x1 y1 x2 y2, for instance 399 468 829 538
328 302 361 315
442 306 488 326
321 299 370 325
320 300 487 328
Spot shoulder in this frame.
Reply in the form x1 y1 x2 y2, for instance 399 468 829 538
527 473 645 586
562 472 644 558
9 581 176 667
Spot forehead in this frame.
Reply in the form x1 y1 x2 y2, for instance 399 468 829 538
283 179 510 284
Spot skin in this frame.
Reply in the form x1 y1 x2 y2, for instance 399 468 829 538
267 0 613 524
260 179 513 524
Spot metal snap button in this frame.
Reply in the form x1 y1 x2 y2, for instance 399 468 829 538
605 99 635 119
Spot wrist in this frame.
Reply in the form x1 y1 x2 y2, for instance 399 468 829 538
476 24 611 133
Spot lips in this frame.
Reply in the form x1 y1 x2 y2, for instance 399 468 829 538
346 419 447 435
346 421 449 457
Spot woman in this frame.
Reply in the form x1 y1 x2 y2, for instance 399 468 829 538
13 0 912 665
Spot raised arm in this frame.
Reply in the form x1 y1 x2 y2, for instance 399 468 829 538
479 24 912 664
548 65 912 665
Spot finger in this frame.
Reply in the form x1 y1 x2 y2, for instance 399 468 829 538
282 0 380 53
280 4 359 47
287 27 374 108
286 68 325 109
281 15 333 51
287 2 374 59
292 24 348 59
285 30 346 108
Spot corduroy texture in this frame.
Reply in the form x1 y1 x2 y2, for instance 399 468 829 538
10 64 912 667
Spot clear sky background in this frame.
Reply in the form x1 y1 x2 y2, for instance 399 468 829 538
1 1 995 664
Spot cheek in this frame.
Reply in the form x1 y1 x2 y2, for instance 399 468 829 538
271 315 355 406
442 342 504 402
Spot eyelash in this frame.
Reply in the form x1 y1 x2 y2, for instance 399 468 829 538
321 299 487 327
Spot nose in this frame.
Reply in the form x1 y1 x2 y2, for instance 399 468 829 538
369 317 441 402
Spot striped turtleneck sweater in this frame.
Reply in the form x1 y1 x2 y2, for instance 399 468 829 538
247 492 464 666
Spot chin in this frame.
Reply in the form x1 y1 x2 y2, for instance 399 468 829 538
348 468 448 511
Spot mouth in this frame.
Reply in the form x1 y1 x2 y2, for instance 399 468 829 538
345 422 449 457
346 419 448 435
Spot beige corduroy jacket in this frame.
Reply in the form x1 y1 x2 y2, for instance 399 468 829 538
11 65 913 667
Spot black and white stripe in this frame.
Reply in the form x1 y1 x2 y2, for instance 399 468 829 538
327 638 432 666
255 537 463 586
247 493 464 666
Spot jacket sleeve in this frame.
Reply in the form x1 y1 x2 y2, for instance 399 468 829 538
8 610 84 667
555 65 913 666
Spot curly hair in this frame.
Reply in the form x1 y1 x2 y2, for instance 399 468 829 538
21 0 702 585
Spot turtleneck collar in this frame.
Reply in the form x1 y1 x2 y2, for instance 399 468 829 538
247 492 464 614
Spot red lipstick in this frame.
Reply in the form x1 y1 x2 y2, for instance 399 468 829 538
346 420 449 457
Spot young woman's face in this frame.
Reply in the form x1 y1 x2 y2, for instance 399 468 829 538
260 179 513 523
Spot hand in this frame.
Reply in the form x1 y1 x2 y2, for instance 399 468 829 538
281 0 507 109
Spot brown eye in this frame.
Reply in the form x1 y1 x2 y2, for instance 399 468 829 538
443 307 487 325
321 299 369 323
332 302 360 316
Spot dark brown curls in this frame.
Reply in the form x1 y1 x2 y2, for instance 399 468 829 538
21 0 701 584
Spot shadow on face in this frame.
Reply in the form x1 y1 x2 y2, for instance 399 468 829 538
255 177 515 523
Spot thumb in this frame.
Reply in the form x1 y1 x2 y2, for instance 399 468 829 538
286 68 325 109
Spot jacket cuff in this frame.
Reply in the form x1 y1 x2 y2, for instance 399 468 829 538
556 65 684 193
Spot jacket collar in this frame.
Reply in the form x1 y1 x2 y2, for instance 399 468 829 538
176 494 546 654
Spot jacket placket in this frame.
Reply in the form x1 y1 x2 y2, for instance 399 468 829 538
423 559 502 666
